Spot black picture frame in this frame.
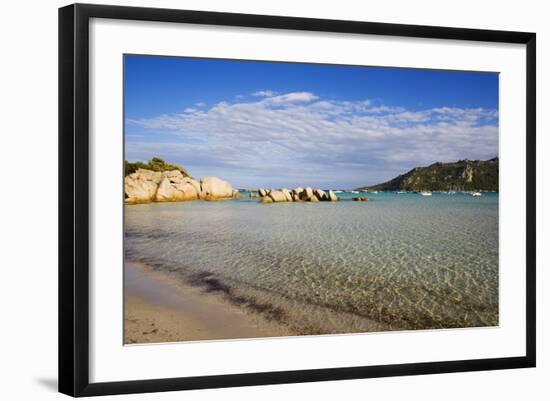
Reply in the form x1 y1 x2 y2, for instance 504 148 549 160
59 3 536 397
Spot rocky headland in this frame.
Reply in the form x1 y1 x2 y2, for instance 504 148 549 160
356 157 499 192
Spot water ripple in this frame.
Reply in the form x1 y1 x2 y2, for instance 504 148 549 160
124 193 499 333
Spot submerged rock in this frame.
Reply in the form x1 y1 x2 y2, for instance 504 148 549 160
352 197 369 201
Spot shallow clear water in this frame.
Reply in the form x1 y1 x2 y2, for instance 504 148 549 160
125 192 499 334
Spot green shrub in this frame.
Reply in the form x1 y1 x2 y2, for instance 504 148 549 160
124 158 191 177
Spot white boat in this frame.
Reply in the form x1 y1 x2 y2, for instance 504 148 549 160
351 191 359 194
472 192 483 197
334 190 343 193
372 191 379 194
420 191 432 196
396 191 407 194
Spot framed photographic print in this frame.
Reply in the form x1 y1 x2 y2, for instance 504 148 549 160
58 3 536 397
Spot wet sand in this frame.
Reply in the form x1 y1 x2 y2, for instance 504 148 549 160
124 262 293 344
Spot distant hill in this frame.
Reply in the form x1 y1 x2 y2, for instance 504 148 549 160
356 158 499 192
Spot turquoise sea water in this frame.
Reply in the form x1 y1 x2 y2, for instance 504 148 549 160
124 192 499 335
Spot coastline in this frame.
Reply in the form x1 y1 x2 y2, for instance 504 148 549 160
124 193 498 343
124 257 394 344
124 261 293 344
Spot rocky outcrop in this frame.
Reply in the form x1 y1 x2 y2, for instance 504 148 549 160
257 187 338 203
124 163 339 205
461 164 474 183
200 176 235 200
154 170 201 202
125 168 237 204
269 190 288 202
313 189 327 201
124 169 163 204
282 189 293 202
154 177 199 202
301 187 314 201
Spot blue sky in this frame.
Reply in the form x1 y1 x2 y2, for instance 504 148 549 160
125 55 499 189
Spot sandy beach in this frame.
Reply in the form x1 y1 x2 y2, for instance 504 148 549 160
124 261 293 344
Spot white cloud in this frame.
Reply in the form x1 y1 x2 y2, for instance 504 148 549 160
127 91 498 188
366 105 404 114
261 91 319 104
252 90 277 97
